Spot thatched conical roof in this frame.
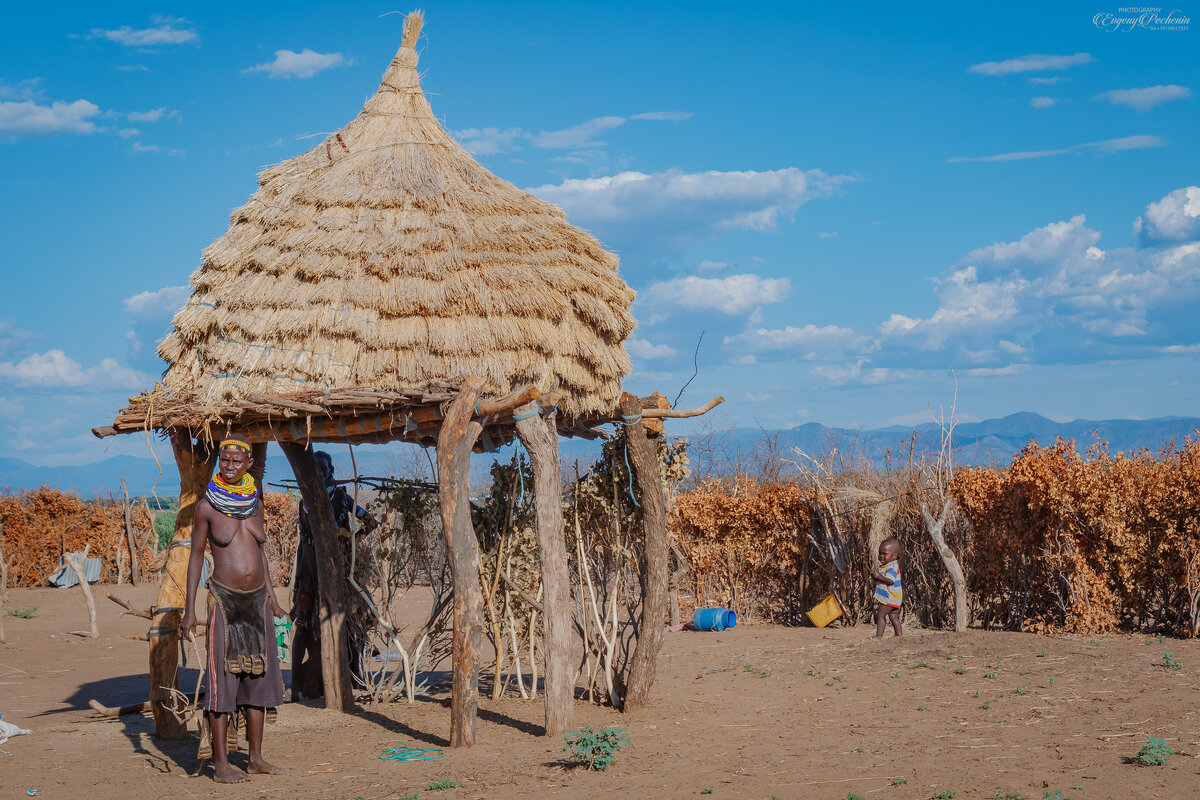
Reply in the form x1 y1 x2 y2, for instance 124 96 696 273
156 12 633 422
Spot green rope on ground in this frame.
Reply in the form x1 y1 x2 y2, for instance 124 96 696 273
380 742 444 761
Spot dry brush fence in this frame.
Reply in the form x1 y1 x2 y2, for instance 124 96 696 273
0 488 300 588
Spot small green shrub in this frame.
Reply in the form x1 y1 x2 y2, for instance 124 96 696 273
1135 735 1174 766
154 510 177 551
743 663 769 678
953 666 968 675
1042 791 1072 800
917 704 929 711
701 788 713 795
5 606 37 619
847 793 865 800
984 670 999 679
426 779 462 791
932 791 958 799
562 725 629 770
992 791 1025 799
1013 688 1031 696
1161 651 1183 670
892 778 907 785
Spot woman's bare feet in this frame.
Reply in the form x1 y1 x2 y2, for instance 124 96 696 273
213 762 248 783
247 757 285 775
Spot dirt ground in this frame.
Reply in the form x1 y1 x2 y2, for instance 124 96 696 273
2 584 1199 800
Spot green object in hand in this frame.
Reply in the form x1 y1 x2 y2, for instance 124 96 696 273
274 616 292 664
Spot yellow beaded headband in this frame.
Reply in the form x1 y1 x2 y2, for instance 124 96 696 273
219 438 252 453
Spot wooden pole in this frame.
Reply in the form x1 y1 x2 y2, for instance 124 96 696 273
618 392 669 712
151 432 214 739
280 441 354 712
437 377 485 747
121 476 138 586
64 543 99 638
0 520 12 644
514 401 575 736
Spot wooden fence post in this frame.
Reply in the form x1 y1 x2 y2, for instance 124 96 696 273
438 378 485 747
150 433 214 739
618 392 669 712
120 477 138 586
514 401 575 736
280 441 354 712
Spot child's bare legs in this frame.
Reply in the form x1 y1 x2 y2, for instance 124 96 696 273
873 604 888 639
873 604 902 639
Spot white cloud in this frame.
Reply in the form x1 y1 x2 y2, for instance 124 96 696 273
245 49 347 79
532 116 626 149
1096 84 1192 112
124 285 190 316
969 52 1093 76
744 391 774 402
0 350 147 390
630 111 692 122
811 360 917 387
0 396 23 416
117 127 140 138
949 134 1166 163
451 126 525 155
131 141 159 153
0 98 100 137
696 260 729 272
1030 96 1057 109
530 167 853 253
1134 186 1200 245
625 338 678 359
643 274 790 315
1028 76 1067 86
725 323 873 359
0 321 38 356
876 195 1200 359
88 15 198 47
818 231 838 238
451 111 692 155
127 107 179 123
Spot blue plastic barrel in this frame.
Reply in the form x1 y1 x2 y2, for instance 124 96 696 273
693 607 736 631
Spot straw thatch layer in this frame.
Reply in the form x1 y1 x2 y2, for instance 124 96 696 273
155 12 634 420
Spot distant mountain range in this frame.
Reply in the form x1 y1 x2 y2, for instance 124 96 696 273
3 412 1197 497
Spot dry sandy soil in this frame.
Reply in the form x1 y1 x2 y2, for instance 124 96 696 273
2 584 1199 800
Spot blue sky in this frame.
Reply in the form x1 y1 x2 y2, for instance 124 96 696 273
1 1 1197 467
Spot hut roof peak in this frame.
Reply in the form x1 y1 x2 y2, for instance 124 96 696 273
127 9 635 432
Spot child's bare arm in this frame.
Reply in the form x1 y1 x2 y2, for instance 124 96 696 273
869 568 893 585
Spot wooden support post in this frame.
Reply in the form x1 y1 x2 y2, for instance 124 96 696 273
618 392 670 712
64 544 99 638
280 441 354 712
514 401 575 736
438 377 485 747
0 520 13 644
120 476 138 586
151 432 214 739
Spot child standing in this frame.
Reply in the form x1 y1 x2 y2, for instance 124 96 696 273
870 537 903 639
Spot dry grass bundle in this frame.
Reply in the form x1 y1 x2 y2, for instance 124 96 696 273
147 11 633 429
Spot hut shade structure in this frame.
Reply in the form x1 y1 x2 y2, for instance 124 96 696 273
133 10 633 439
95 10 723 748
